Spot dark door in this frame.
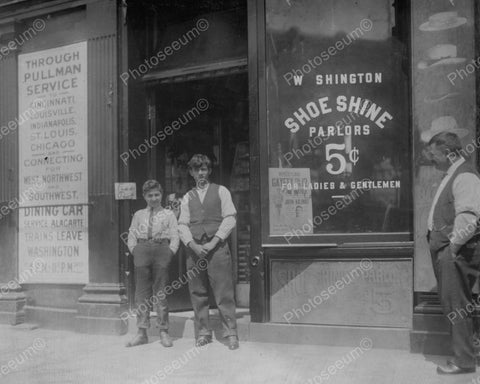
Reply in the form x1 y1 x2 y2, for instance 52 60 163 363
124 0 255 316
151 73 250 311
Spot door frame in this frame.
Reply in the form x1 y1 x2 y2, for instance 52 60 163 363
247 0 267 322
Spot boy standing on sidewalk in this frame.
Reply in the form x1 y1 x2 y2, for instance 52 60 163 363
126 180 179 348
178 154 239 350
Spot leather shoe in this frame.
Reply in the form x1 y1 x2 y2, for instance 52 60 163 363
159 331 173 347
474 341 480 366
126 331 148 348
476 352 480 366
226 335 239 350
437 361 475 374
195 335 212 347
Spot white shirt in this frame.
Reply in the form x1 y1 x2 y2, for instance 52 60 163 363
127 207 179 253
427 158 465 231
178 183 236 245
428 157 480 245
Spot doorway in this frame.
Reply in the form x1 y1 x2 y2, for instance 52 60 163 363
148 73 250 310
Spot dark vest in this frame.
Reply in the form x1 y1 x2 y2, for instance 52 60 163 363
430 161 480 252
188 183 223 240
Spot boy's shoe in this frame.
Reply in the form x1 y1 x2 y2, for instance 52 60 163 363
195 335 212 347
159 331 173 347
126 329 148 347
226 335 239 350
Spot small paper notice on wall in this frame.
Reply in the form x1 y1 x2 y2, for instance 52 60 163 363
115 183 137 200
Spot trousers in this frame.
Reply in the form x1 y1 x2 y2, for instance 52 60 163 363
186 240 237 338
430 242 480 368
132 241 173 330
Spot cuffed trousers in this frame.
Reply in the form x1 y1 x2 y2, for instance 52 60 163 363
186 240 237 338
430 244 480 369
133 241 173 330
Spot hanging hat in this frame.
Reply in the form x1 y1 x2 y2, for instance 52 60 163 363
424 78 459 103
424 91 460 103
420 116 469 142
420 11 467 31
418 44 466 69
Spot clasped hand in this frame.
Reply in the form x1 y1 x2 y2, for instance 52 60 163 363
190 238 219 258
450 243 462 259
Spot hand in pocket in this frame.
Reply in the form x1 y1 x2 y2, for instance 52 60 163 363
131 245 138 257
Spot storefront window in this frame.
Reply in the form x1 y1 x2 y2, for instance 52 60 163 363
265 0 412 240
412 0 477 291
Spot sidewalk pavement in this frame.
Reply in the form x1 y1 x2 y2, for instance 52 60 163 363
1 323 479 384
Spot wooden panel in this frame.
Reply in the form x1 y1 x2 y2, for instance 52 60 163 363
0 1 119 288
0 54 18 202
85 3 120 282
14 6 87 55
151 8 247 71
0 207 17 283
247 0 265 321
0 50 18 284
0 0 121 333
271 259 413 327
88 195 120 283
88 34 117 195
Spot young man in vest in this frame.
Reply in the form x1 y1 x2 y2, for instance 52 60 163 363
178 154 239 350
426 132 480 374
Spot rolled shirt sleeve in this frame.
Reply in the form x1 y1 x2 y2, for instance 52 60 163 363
178 193 194 246
215 186 237 241
167 211 180 254
127 212 139 253
450 173 480 245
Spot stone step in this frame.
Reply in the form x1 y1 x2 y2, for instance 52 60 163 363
410 329 451 356
127 309 411 350
412 313 450 332
128 309 250 341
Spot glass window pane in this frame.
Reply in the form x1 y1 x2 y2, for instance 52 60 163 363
412 1 477 291
266 0 412 237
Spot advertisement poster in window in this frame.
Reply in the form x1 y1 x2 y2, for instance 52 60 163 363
269 168 313 235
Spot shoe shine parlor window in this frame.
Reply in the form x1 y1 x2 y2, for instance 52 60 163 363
265 0 412 243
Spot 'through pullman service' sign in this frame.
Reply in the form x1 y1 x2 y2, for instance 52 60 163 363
18 42 88 284
18 41 87 206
